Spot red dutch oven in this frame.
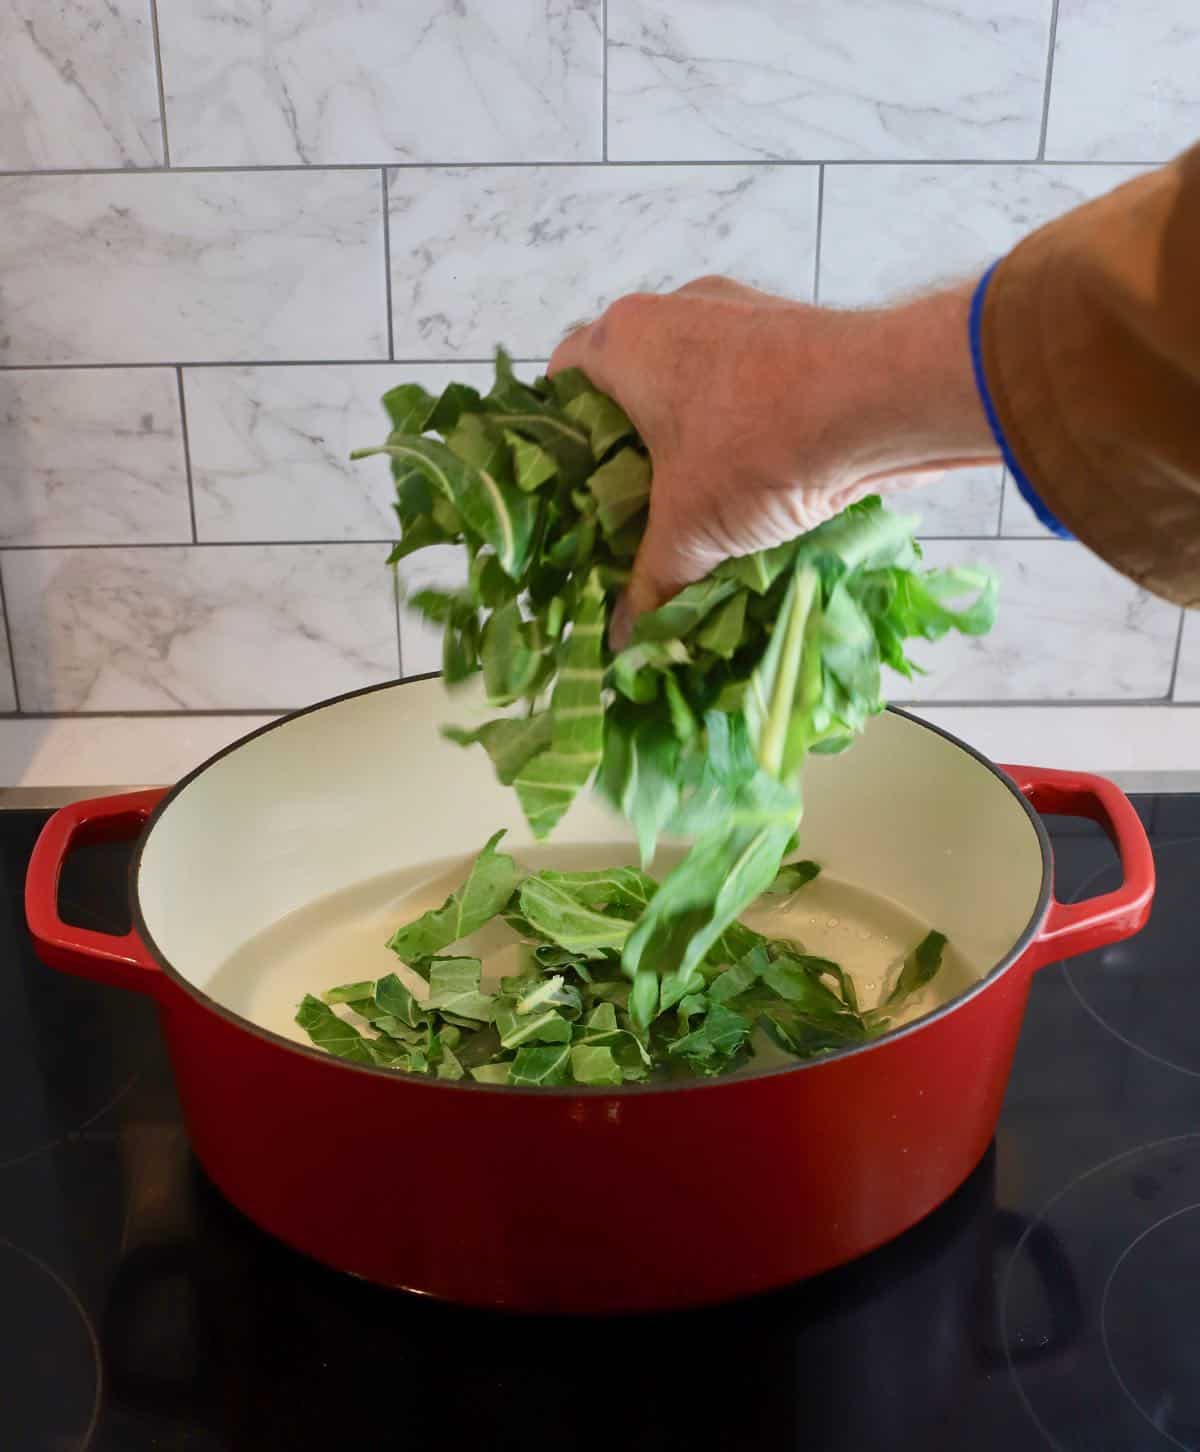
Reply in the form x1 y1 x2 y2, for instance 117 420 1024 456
25 679 1154 1314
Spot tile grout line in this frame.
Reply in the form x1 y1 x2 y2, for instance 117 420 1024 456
1036 0 1061 161
0 533 1065 555
0 539 399 553
147 0 171 167
1166 607 1188 701
890 697 1195 710
812 164 825 303
3 699 1199 725
175 367 199 543
394 574 404 679
0 158 1157 180
601 0 609 162
381 170 395 360
0 559 22 714
0 358 520 373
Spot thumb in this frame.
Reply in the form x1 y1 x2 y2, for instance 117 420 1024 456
609 482 708 649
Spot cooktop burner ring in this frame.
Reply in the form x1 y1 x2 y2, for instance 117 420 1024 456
1003 1133 1200 1452
0 1236 102 1451
0 1073 139 1171
1062 836 1200 1080
1101 1201 1200 1451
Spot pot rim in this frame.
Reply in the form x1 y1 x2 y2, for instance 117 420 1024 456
128 675 1053 1097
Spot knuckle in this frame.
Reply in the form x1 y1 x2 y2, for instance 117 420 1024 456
605 291 654 329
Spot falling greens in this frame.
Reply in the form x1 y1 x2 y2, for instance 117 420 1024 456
298 836 950 1085
346 351 995 1044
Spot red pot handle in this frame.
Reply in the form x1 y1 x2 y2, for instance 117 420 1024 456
1001 765 1155 972
25 789 168 997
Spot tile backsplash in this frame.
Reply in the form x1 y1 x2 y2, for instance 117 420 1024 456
0 0 1197 743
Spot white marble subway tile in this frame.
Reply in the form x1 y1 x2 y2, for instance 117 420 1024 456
999 471 1056 538
2 545 398 712
395 543 469 679
0 370 191 547
819 164 1145 307
387 165 819 358
0 583 14 712
0 171 386 366
894 540 1181 702
1172 613 1200 703
1045 1 1200 162
186 363 495 543
607 0 1052 162
0 0 163 169
158 0 602 166
905 465 1003 538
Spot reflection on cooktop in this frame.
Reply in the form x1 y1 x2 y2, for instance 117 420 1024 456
1004 1135 1200 1452
0 830 150 1170
0 1238 101 1449
1064 837 1200 1079
2 799 1200 1451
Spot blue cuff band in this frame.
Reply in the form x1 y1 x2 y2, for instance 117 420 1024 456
968 261 1073 540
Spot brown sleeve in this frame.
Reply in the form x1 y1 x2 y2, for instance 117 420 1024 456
981 142 1200 608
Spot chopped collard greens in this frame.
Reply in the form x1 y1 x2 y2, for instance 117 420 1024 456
297 353 995 1084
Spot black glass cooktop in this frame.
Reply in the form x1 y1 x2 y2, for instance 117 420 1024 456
2 798 1199 1452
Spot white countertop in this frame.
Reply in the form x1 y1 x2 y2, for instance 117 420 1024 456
1 703 1198 800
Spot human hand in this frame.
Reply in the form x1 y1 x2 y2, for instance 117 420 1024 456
549 276 997 645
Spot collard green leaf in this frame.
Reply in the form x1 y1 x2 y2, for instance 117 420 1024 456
706 953 762 1004
513 568 606 838
436 1042 466 1080
611 637 690 704
426 382 485 435
570 1044 624 1086
763 860 821 895
471 1062 513 1085
744 563 821 779
518 874 633 958
586 448 651 538
508 1043 572 1087
760 954 857 1020
386 831 523 966
563 388 636 459
696 591 747 659
760 1009 863 1059
505 430 558 492
382 382 437 434
322 980 377 1006
667 1004 751 1065
630 576 740 645
296 995 380 1067
495 1004 572 1049
884 930 947 1009
529 866 656 916
470 552 517 609
442 713 554 786
426 957 496 1022
351 355 993 1084
353 436 538 580
622 774 801 1002
597 707 681 867
387 515 458 566
481 600 549 706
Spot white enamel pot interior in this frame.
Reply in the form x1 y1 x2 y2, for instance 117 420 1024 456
133 677 1049 1044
